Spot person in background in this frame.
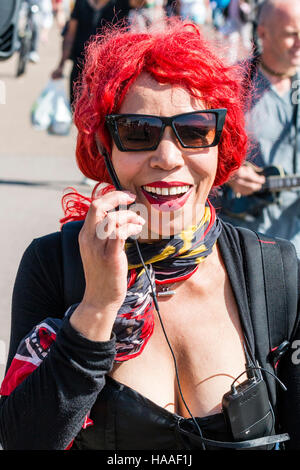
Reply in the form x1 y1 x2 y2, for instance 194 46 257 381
51 0 130 107
39 0 56 42
178 0 211 26
217 0 255 62
209 0 230 30
22 0 53 63
52 0 67 28
165 0 179 16
219 0 300 256
128 0 167 31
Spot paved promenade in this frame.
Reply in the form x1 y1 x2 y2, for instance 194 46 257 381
0 25 90 383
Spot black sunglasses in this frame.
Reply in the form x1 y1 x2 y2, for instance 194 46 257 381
105 109 227 152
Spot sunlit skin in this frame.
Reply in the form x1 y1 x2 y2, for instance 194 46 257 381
104 74 247 417
111 73 218 241
258 0 300 81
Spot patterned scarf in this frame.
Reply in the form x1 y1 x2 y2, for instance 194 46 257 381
114 201 222 362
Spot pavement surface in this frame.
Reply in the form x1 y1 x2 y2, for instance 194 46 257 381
0 25 91 384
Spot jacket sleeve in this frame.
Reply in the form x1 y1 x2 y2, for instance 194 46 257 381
0 236 116 450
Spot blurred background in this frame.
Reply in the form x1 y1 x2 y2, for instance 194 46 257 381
0 0 272 383
0 0 88 382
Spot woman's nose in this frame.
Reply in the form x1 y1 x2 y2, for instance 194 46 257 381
149 128 185 170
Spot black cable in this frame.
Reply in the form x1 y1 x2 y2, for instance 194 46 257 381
230 365 287 394
99 142 284 449
133 238 207 450
99 144 207 447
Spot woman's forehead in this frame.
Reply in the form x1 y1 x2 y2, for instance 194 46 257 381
119 73 204 114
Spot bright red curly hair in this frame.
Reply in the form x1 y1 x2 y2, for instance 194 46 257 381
61 18 249 224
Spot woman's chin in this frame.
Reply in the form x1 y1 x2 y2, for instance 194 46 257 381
136 213 204 242
128 194 206 242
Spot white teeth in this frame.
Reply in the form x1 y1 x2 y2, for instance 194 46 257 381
142 185 190 196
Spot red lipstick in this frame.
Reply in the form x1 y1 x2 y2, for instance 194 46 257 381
144 181 191 188
141 186 193 212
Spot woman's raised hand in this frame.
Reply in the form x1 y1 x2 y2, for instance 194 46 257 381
69 191 145 341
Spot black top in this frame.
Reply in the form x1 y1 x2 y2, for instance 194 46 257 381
71 375 233 450
70 0 130 63
0 221 300 450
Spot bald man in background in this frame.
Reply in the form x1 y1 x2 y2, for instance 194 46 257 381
219 0 300 256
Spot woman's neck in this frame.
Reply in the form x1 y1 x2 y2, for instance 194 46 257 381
177 243 220 294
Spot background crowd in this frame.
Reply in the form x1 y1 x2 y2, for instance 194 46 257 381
6 0 300 252
13 1 264 97
47 0 300 256
25 1 262 73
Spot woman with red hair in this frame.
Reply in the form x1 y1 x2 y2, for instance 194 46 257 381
0 19 299 451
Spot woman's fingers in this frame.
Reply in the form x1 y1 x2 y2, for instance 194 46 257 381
75 190 144 318
95 209 145 241
79 190 145 263
97 211 145 259
84 191 137 230
104 223 144 258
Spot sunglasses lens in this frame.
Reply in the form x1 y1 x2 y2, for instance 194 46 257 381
116 116 162 150
173 113 217 147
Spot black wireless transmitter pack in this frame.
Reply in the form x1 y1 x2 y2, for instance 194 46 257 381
222 369 273 444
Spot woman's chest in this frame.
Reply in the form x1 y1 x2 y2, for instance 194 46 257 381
109 283 247 417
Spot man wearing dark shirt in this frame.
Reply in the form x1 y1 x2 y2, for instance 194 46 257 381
52 0 131 106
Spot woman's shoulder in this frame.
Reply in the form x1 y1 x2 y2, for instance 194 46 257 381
16 230 66 302
20 230 60 267
219 218 300 338
219 219 299 278
219 219 299 255
28 221 84 258
16 222 84 288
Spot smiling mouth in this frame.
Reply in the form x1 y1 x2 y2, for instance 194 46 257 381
141 184 191 200
140 184 193 211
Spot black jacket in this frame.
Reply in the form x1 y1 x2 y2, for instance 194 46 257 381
0 221 299 449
